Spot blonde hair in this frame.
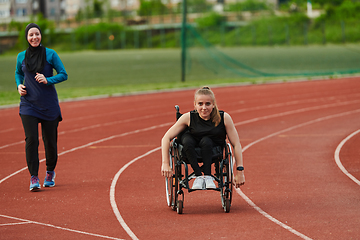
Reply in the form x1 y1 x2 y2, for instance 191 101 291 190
194 86 221 127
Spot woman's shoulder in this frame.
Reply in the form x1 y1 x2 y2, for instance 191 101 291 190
223 112 234 124
17 50 26 60
45 47 57 56
177 112 191 126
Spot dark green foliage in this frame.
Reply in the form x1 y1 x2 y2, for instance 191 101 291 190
195 12 225 28
138 0 167 16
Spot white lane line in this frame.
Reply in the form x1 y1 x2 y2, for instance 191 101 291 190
334 129 360 186
2 99 358 150
109 147 161 240
0 122 172 184
0 222 32 226
108 108 360 240
0 113 169 150
235 189 312 240
237 108 360 240
235 99 360 126
2 107 360 239
0 123 172 239
0 214 124 240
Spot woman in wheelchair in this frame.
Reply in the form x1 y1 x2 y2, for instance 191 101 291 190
161 86 245 190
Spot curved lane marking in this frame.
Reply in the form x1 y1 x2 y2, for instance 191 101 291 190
334 129 360 186
236 109 360 240
0 123 172 185
1 99 359 150
2 107 360 239
109 147 161 240
0 123 171 239
111 108 360 240
0 214 124 240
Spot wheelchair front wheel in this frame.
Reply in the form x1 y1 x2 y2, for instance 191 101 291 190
177 200 183 214
224 199 231 213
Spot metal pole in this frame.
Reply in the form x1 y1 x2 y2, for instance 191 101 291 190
181 0 187 82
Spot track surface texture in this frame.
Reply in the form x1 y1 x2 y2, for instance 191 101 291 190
1 78 360 240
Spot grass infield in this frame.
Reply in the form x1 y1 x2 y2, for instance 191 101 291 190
1 45 360 106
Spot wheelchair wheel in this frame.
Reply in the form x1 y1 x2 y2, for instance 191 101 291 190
174 154 185 214
220 143 234 213
165 149 175 208
177 200 183 214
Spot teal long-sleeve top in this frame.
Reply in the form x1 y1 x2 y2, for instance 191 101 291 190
15 48 68 121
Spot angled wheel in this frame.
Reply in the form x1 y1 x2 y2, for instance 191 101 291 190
165 142 176 208
221 143 233 212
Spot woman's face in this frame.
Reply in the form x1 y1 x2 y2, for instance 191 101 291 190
27 27 41 47
194 94 214 120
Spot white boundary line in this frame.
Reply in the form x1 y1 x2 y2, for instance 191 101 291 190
109 147 161 240
2 99 359 150
0 122 172 185
2 108 360 239
0 214 124 240
236 109 360 240
0 123 171 239
110 108 360 240
334 129 360 186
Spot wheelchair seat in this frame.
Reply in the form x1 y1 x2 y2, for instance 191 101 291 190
175 138 224 163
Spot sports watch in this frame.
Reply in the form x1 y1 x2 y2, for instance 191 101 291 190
236 166 244 171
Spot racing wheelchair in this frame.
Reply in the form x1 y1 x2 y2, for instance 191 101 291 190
165 105 234 214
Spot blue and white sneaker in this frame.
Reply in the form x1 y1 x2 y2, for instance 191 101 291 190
43 171 56 187
30 175 41 191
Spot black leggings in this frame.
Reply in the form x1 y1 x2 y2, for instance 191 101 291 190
181 132 214 176
20 114 60 176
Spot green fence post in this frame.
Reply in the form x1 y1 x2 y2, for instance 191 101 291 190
71 32 76 51
121 31 126 49
341 20 346 43
181 0 187 82
322 22 326 45
147 28 152 48
304 22 308 45
161 26 166 48
221 22 225 46
108 31 113 50
96 31 101 50
84 30 88 49
285 24 289 45
236 26 240 46
252 25 256 46
268 25 272 46
134 30 139 49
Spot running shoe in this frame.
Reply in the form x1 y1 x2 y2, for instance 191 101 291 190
192 176 205 190
43 171 56 187
204 175 216 189
30 175 41 191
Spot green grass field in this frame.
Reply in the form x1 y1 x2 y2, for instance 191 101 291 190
1 44 360 106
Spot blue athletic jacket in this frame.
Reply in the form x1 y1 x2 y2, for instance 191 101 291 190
15 48 68 121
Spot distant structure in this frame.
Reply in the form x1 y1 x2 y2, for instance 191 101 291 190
0 0 279 23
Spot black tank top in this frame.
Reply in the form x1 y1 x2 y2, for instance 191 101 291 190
189 110 226 146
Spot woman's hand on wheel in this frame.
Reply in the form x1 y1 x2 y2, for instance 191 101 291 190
234 171 245 188
161 164 173 178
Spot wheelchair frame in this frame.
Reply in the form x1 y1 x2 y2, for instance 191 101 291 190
165 106 234 214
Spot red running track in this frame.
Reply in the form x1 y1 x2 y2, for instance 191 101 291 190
0 78 360 240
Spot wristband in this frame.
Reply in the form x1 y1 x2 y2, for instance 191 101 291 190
236 166 244 171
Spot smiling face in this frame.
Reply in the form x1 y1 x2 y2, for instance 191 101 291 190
194 94 214 120
27 27 41 48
